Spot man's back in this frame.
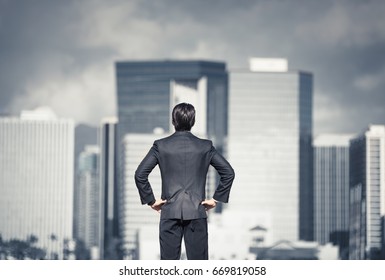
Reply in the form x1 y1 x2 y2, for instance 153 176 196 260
135 131 234 220
155 131 213 220
134 102 234 260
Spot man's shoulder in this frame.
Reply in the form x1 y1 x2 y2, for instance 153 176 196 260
153 133 178 147
192 134 212 145
153 132 180 143
155 132 212 146
183 132 212 145
154 134 172 143
188 134 214 152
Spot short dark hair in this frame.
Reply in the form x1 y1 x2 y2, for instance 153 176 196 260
172 103 195 131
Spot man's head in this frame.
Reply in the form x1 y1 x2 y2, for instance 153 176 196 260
172 103 195 131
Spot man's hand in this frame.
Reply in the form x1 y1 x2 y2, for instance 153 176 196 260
150 199 167 213
201 199 217 211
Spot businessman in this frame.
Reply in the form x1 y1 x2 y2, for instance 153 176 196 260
135 103 235 260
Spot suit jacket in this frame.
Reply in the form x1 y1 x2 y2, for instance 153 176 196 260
135 131 235 220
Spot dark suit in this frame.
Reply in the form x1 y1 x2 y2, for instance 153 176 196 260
135 130 235 259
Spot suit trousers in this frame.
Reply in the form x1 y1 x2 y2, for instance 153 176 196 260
159 218 208 260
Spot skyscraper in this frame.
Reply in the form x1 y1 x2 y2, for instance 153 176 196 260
313 134 352 258
115 60 228 150
228 58 313 243
99 117 120 259
0 107 74 259
74 145 101 259
349 125 385 260
120 133 163 259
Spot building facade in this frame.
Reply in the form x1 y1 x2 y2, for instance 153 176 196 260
0 107 74 259
349 125 385 259
228 58 313 243
75 145 101 259
119 133 163 259
99 117 120 259
115 60 228 150
313 134 352 258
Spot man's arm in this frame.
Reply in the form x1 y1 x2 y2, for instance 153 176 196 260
134 142 159 205
209 145 235 203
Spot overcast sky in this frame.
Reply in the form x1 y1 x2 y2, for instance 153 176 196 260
1 0 384 135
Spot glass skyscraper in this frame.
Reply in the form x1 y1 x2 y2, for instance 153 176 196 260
99 117 120 259
116 60 228 150
228 58 313 243
74 145 101 259
313 134 352 259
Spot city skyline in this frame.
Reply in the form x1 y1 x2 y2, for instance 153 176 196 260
0 59 384 259
1 1 385 135
0 0 385 258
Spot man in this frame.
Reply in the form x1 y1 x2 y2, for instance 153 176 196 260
135 103 235 260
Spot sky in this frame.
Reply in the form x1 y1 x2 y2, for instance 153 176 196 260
0 0 384 135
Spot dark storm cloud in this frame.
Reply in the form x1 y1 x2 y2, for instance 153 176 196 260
0 0 384 134
0 0 118 122
1 0 75 98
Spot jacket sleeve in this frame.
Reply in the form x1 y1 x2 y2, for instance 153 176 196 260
209 144 235 203
134 142 159 205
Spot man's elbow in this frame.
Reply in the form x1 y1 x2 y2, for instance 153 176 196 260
134 169 145 184
225 167 235 183
229 167 235 180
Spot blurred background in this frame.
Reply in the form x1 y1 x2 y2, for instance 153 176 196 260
0 0 385 260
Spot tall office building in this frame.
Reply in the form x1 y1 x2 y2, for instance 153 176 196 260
99 117 120 259
313 134 352 258
74 145 101 259
228 58 313 243
115 60 228 150
349 125 385 260
120 133 163 259
0 107 74 259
